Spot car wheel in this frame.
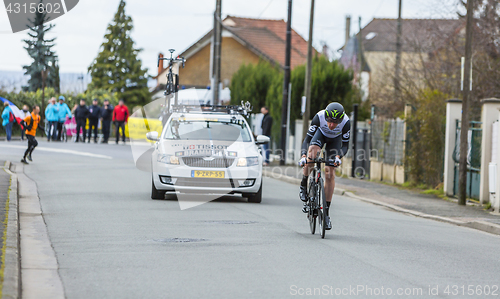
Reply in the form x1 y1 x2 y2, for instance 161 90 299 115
151 178 165 200
246 180 262 203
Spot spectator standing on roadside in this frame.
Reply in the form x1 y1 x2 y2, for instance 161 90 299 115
87 99 101 143
100 99 113 144
45 97 59 142
260 106 273 166
56 96 72 141
20 105 41 164
113 99 129 144
73 99 89 143
19 105 30 141
2 102 14 141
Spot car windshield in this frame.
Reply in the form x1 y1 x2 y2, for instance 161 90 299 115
164 119 253 142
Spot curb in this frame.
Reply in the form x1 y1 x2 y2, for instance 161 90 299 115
2 161 20 299
263 170 500 236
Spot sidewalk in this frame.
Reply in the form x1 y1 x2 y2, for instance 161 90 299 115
263 165 500 235
1 161 20 299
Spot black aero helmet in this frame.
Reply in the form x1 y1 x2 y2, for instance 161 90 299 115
324 102 345 123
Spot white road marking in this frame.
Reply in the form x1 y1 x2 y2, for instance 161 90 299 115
0 144 112 160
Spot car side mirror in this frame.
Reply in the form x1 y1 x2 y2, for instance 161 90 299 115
146 131 159 141
256 135 270 145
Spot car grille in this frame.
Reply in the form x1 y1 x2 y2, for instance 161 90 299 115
174 177 235 188
182 157 235 168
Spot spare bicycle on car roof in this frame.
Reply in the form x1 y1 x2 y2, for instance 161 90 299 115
157 49 186 123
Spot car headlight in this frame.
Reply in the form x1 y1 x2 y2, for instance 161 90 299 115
157 154 180 165
237 157 259 167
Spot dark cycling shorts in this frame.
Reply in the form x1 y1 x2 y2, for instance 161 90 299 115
309 129 342 167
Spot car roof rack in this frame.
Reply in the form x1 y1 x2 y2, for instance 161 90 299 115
171 101 253 117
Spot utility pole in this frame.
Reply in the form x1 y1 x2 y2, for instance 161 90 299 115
345 15 351 47
280 0 292 165
458 0 474 205
301 0 315 143
41 69 47 124
212 0 222 106
351 104 359 178
358 16 364 89
394 0 402 103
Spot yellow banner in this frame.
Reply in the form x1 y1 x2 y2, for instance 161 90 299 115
126 117 163 140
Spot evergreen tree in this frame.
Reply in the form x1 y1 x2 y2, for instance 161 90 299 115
88 0 150 107
22 2 60 93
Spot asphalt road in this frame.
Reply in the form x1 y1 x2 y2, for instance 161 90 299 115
1 140 500 298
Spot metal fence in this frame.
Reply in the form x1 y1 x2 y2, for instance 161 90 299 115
452 120 482 169
452 120 482 199
371 118 405 165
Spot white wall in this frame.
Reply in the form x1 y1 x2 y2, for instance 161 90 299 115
443 99 463 196
479 99 500 204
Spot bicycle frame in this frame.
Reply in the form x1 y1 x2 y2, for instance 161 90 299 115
306 156 328 238
157 49 186 108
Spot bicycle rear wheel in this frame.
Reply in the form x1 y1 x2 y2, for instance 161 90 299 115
318 178 327 238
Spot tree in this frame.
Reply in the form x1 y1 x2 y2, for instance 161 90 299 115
230 56 361 143
22 2 59 93
88 0 150 107
267 56 361 141
229 60 281 110
405 89 448 188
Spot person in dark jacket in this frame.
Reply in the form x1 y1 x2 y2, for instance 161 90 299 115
73 99 90 143
260 106 273 166
87 99 101 143
100 99 114 144
113 99 129 144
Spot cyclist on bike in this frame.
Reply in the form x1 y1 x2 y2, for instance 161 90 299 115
298 102 351 230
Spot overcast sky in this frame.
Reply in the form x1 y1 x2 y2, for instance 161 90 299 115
0 0 460 76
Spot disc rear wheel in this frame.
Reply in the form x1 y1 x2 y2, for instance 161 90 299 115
318 178 327 238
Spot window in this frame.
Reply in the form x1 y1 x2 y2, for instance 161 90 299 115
164 120 252 142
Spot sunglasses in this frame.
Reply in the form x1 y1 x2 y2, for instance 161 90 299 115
326 117 343 124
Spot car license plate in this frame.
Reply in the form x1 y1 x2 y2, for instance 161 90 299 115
191 170 225 178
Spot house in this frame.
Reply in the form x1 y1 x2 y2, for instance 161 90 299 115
340 18 465 102
154 16 314 96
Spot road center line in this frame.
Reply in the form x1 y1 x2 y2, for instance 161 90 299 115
0 144 113 160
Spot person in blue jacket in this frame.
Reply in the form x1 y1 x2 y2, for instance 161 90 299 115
2 102 14 141
56 96 72 141
45 97 59 141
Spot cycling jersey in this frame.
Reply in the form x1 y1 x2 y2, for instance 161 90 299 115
301 110 351 159
24 114 40 136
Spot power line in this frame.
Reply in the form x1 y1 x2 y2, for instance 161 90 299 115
372 0 387 16
258 0 275 17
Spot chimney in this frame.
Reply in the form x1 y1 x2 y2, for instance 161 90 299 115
158 53 164 78
322 44 329 59
345 15 351 46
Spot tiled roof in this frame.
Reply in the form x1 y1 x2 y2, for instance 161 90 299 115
224 16 311 68
178 16 313 70
360 18 464 52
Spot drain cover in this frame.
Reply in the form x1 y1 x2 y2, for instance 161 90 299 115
203 220 257 225
152 238 207 243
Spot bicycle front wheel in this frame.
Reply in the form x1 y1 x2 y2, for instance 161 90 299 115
318 178 327 238
308 176 316 234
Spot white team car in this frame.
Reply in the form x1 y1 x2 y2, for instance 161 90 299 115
146 109 269 203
